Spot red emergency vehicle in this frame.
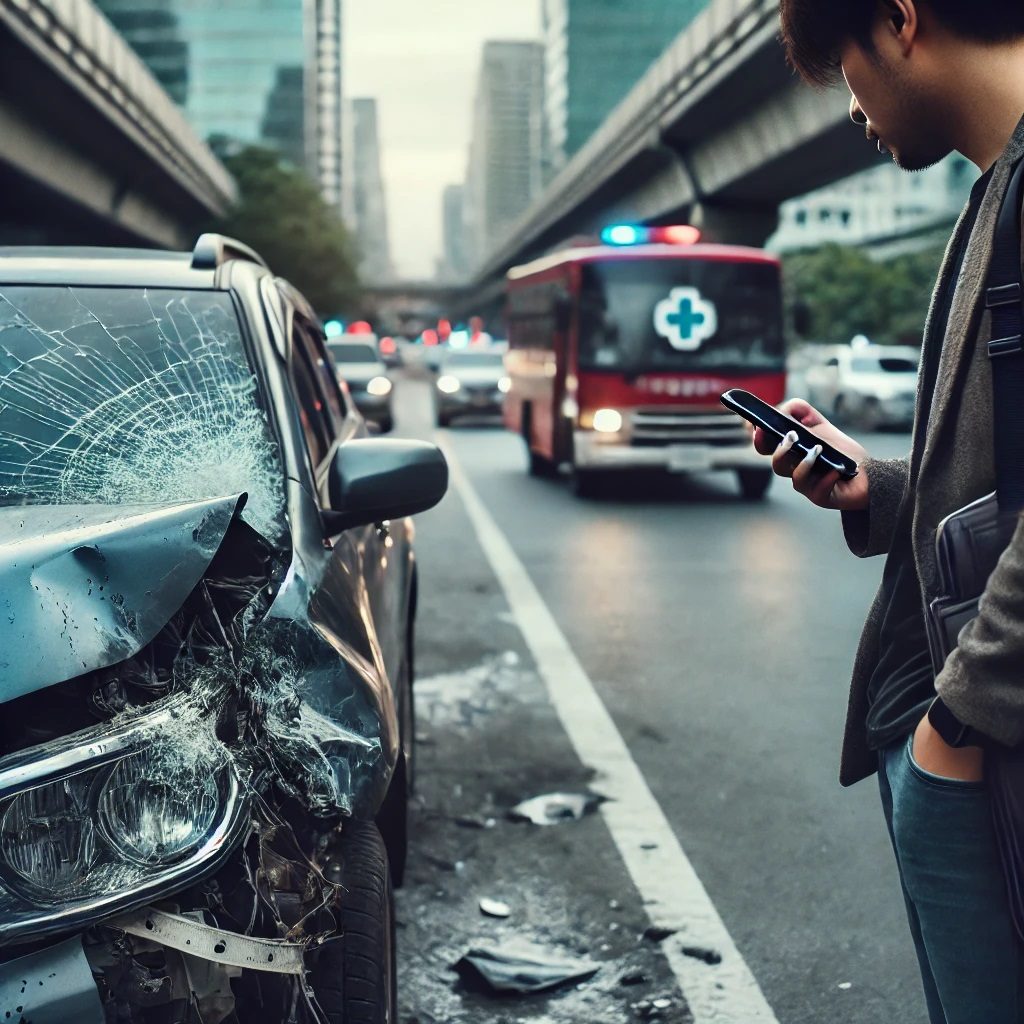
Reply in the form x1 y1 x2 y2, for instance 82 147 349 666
503 225 787 498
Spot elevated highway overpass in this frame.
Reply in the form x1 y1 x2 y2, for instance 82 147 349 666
458 0 887 316
0 0 234 247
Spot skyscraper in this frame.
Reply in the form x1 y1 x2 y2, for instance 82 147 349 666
464 41 545 270
96 0 345 206
440 185 470 281
542 0 709 176
348 98 393 281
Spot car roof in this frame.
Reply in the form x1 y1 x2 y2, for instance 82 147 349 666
0 247 219 289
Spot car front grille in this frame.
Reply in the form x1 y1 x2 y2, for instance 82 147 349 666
630 408 749 447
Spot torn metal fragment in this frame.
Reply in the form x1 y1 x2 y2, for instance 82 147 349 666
0 935 105 1024
453 945 600 995
478 897 511 919
507 791 605 826
110 906 306 975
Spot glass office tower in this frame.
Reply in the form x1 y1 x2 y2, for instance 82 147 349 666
542 0 710 176
96 0 345 205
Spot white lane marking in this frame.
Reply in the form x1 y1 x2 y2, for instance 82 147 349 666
438 435 779 1024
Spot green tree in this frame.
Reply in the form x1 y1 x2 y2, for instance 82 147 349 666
783 241 947 347
208 142 361 316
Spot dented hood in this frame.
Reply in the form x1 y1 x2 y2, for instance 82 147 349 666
0 494 247 704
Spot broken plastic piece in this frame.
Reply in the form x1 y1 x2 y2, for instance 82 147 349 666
110 906 306 975
479 898 511 919
507 792 605 826
453 945 599 995
681 945 723 965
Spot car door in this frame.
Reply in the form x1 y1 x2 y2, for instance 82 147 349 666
287 312 407 700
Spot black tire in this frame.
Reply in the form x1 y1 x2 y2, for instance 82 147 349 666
310 821 396 1024
376 653 411 887
571 467 602 498
737 469 773 501
860 398 883 433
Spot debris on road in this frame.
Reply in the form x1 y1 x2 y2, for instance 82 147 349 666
619 971 648 987
479 898 512 919
680 945 723 965
641 926 678 944
508 792 605 826
632 995 676 1019
453 945 600 995
454 813 498 830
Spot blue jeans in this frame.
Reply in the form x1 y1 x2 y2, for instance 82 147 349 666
879 735 1024 1023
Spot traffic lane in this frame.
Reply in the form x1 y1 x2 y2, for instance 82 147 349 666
395 414 685 1021
436 414 924 1024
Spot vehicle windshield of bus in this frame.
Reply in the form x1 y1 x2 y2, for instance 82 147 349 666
578 259 784 375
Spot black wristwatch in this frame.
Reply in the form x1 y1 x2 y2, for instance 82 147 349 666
927 697 986 748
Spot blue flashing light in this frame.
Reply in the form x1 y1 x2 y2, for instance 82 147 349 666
324 319 345 338
602 224 646 246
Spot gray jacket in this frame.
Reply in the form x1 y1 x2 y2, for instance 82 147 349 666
840 116 1024 787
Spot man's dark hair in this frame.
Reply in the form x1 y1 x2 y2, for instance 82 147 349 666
780 0 1024 87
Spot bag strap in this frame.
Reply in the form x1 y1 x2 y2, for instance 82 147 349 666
986 156 1024 513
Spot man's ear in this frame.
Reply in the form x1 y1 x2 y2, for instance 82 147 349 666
881 0 919 54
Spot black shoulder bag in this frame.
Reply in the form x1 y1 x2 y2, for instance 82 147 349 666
925 155 1024 942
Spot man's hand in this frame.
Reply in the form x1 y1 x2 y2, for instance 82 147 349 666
751 399 869 511
912 713 984 783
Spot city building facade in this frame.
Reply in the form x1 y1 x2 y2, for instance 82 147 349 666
464 40 545 270
770 156 977 254
96 0 345 207
542 0 709 177
348 98 394 281
439 184 470 281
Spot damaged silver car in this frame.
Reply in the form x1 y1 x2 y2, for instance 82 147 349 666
0 235 447 1024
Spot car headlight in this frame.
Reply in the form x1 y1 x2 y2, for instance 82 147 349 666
437 375 461 394
497 376 512 394
99 753 221 866
366 375 392 397
2 776 99 899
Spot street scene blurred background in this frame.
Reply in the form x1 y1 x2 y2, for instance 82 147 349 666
0 0 972 1020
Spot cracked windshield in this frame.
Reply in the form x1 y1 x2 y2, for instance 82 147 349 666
0 1 1019 1023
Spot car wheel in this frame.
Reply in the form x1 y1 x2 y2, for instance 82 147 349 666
737 469 773 501
377 653 412 887
311 821 397 1024
860 398 883 433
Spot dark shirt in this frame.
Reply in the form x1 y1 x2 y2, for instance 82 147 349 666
865 167 994 751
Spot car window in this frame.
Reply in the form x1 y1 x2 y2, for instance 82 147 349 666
291 338 332 468
328 341 378 364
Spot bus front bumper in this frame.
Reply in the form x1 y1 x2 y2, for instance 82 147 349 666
573 432 765 473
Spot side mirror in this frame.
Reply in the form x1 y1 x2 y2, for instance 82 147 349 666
322 439 448 533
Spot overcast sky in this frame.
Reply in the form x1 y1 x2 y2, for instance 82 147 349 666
345 1 542 279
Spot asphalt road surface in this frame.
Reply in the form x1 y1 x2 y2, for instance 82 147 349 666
391 371 926 1024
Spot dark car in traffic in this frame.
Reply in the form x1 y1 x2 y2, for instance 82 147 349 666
0 235 447 1024
327 337 395 432
434 348 510 426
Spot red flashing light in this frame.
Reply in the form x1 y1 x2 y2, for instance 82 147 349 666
380 336 396 354
349 320 373 334
658 225 702 245
437 319 452 341
421 329 439 346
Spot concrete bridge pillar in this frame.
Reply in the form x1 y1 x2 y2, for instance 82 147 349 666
688 202 779 248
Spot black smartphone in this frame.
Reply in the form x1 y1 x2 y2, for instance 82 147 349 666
720 388 859 480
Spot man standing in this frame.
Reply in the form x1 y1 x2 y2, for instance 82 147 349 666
765 2 1024 1021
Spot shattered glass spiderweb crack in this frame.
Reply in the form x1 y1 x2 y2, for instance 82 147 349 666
0 285 284 541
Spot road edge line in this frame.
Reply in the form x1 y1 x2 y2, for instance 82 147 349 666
436 435 779 1023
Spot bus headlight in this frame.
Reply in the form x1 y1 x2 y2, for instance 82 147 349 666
437 375 461 394
366 376 392 397
498 376 512 394
592 409 623 434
